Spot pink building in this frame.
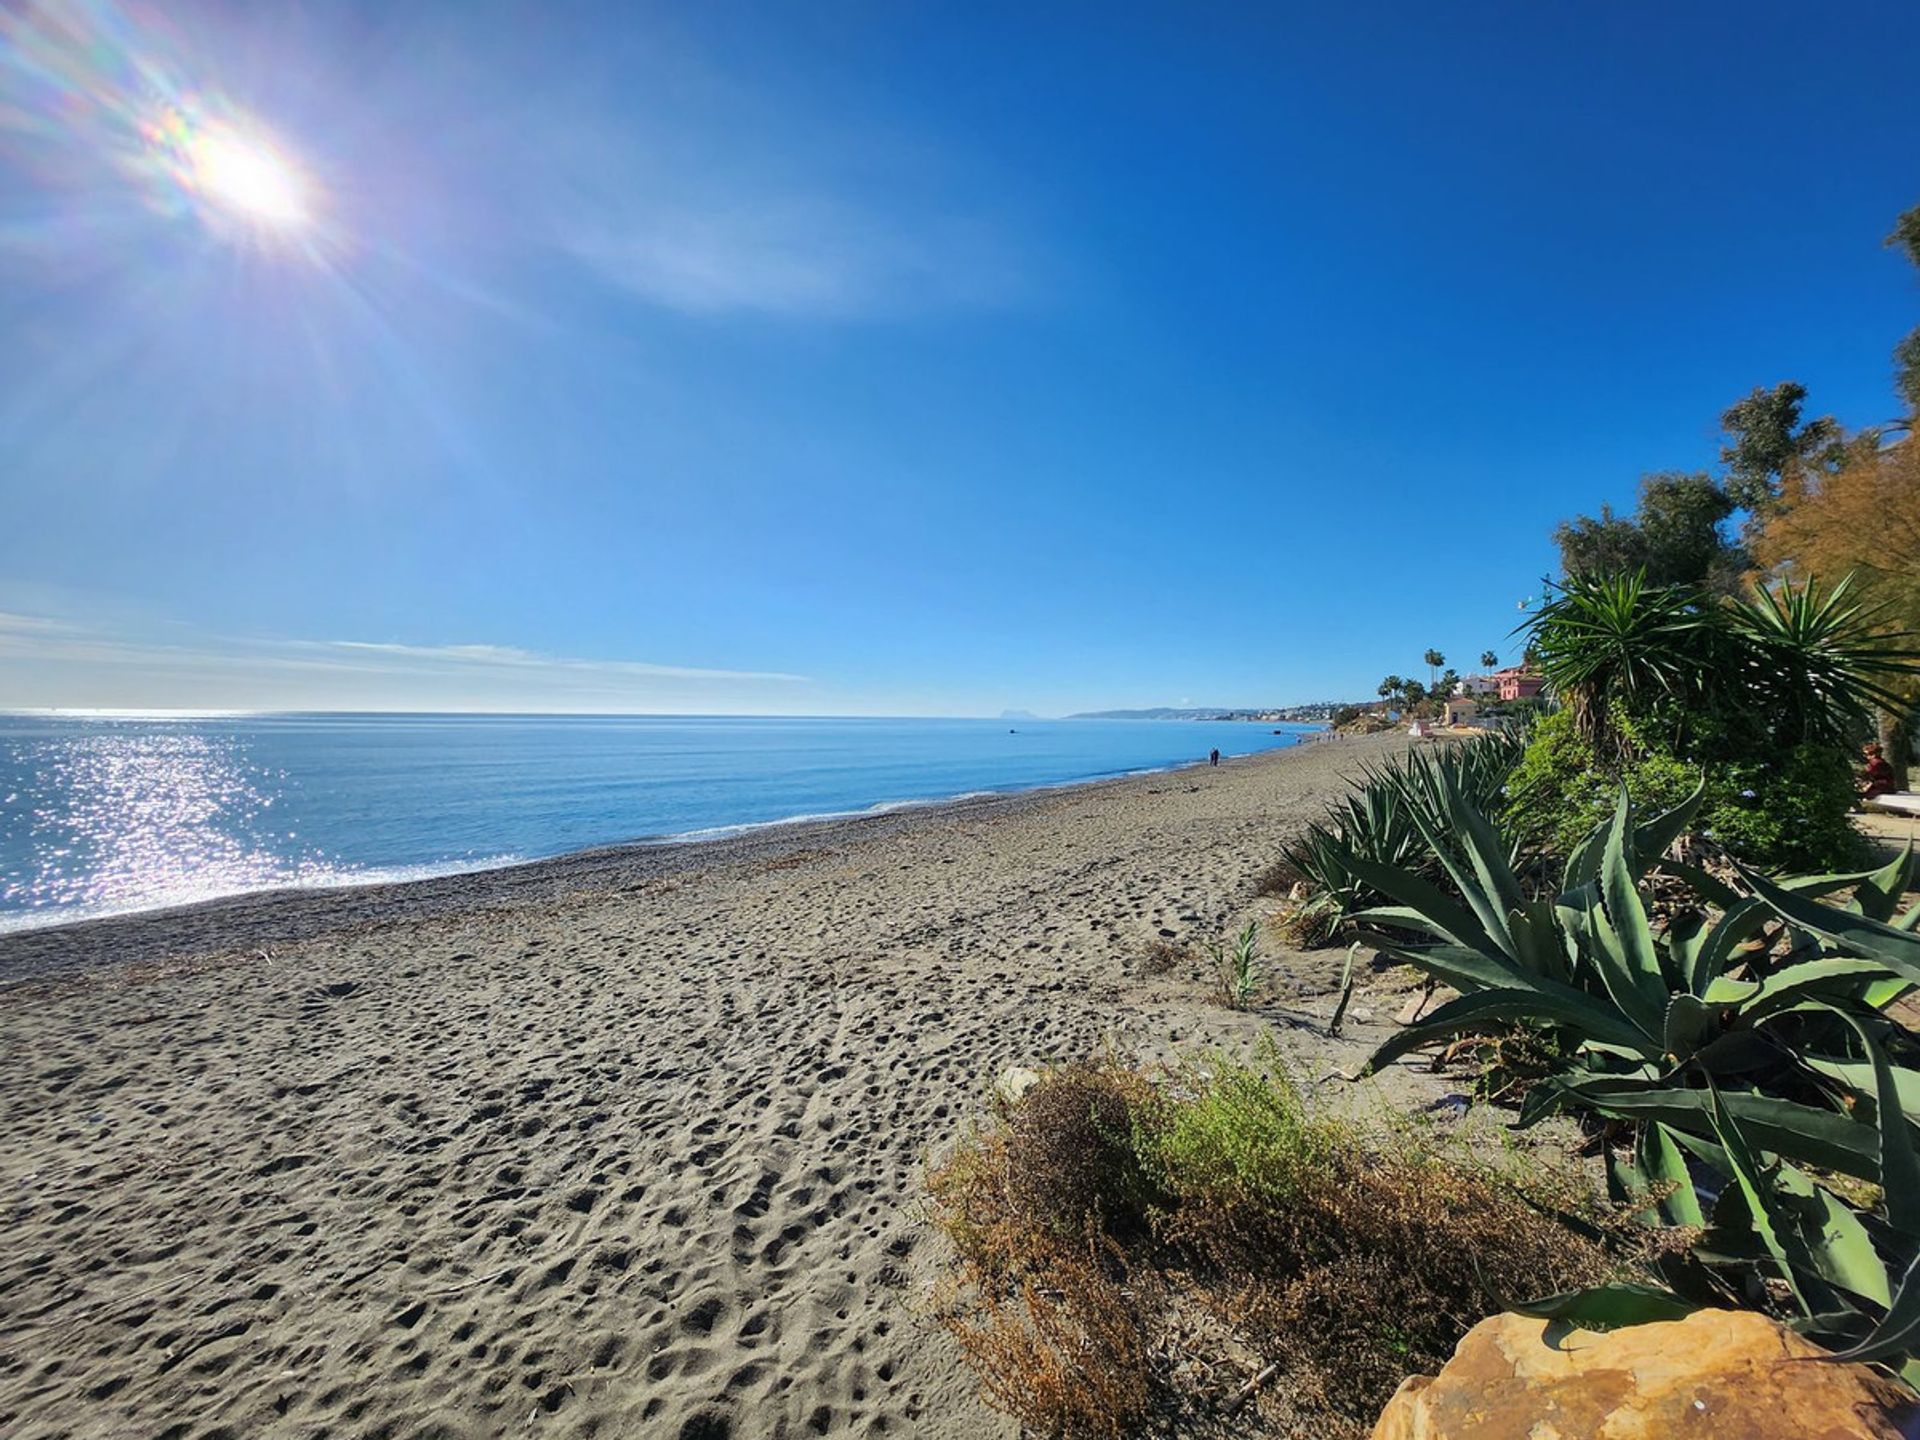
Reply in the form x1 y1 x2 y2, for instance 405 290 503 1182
1494 667 1545 702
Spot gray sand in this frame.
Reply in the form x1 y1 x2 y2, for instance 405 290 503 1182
0 731 1456 1439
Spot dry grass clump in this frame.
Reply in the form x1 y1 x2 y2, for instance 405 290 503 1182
927 1052 1636 1439
1138 938 1192 975
928 1061 1163 1437
938 1237 1155 1440
1253 858 1303 898
1003 1061 1161 1238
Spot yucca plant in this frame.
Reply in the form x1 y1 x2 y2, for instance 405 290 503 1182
1527 570 1919 760
1349 766 1920 1371
1529 572 1712 754
1727 574 1920 751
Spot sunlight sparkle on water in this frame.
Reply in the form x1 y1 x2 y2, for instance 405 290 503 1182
0 728 337 928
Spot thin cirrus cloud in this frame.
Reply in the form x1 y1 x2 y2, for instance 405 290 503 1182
0 613 808 712
510 52 1036 323
561 197 1031 320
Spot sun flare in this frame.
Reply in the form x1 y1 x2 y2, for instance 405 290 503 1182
146 104 320 240
188 128 310 227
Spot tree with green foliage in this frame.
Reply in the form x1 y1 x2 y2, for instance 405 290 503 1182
1890 202 1920 413
1480 649 1500 670
1554 472 1744 594
1554 503 1644 580
1423 648 1445 691
1718 381 1846 517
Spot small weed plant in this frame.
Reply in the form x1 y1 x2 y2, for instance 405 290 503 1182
1207 920 1260 1009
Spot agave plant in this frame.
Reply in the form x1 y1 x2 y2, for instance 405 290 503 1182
1278 728 1527 944
1349 766 1920 1369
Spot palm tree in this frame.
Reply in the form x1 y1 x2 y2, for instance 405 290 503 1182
1378 675 1404 712
1480 649 1500 670
1423 649 1445 692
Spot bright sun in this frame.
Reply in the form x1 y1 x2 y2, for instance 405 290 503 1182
186 127 311 228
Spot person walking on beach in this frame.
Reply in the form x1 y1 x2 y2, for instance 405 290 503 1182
1209 748 1220 767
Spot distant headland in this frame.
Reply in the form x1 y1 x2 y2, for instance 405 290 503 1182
1066 704 1340 722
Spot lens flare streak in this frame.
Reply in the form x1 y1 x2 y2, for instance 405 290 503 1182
1 0 331 252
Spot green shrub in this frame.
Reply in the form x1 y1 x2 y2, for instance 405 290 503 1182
1135 1057 1329 1206
1698 744 1861 873
1505 709 1863 873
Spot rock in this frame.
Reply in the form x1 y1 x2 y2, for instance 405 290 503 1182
1370 1308 1916 1440
994 1065 1043 1105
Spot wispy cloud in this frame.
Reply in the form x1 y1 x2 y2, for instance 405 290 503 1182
562 198 1029 320
498 28 1036 323
0 611 83 636
317 639 803 683
0 614 809 712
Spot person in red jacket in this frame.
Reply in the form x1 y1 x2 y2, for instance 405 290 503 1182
1861 741 1897 799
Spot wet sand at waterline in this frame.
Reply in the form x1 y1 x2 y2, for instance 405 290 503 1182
0 730 1457 1439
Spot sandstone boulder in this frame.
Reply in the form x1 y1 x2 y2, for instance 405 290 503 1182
1370 1308 1916 1440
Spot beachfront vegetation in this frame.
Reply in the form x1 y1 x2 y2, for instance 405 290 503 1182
1349 765 1920 1372
1751 421 1920 789
1545 196 1920 786
1507 569 1912 874
1274 728 1526 944
1505 708 1860 876
927 1051 1634 1438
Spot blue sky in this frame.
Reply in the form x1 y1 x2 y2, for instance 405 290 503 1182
2 1 1917 714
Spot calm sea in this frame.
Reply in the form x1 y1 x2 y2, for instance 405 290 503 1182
0 713 1317 933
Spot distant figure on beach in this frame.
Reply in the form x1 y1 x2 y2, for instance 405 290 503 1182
1209 748 1220 767
1861 741 1896 799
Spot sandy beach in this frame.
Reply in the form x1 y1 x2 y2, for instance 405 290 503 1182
0 731 1450 1440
